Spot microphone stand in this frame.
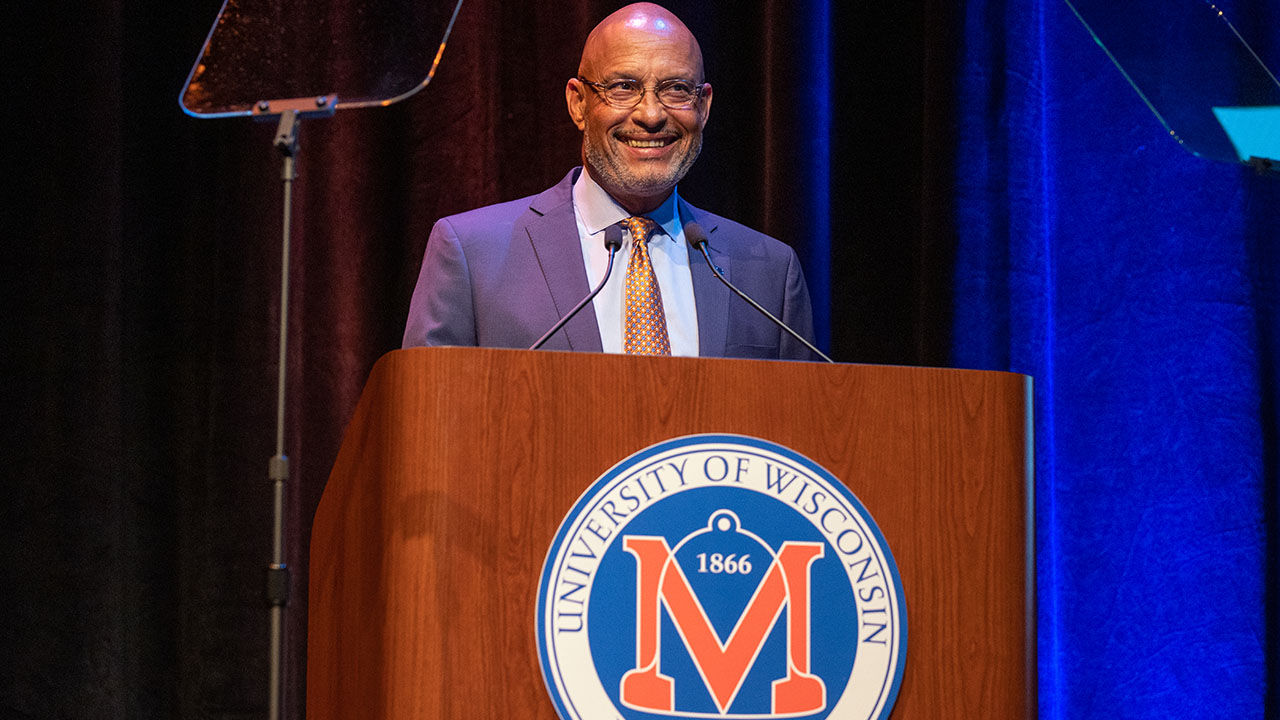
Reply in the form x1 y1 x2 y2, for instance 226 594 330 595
688 225 834 364
530 225 624 350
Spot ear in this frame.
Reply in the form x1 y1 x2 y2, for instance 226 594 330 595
566 78 588 131
696 82 713 129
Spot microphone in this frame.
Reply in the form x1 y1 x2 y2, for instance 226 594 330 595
685 221 834 363
529 224 624 350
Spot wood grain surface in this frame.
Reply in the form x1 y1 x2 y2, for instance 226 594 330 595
307 347 1032 719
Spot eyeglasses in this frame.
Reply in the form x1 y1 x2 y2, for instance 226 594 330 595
578 76 707 110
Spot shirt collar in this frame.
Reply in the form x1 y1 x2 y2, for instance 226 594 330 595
572 168 684 245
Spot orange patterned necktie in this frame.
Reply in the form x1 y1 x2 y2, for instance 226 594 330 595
622 216 671 355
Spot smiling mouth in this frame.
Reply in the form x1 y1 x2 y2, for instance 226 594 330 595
618 135 676 148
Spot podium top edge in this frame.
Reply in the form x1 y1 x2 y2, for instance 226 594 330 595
379 346 1034 383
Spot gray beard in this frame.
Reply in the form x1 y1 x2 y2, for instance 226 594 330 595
583 133 702 201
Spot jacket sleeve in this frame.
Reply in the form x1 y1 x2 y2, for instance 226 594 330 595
778 247 819 361
402 218 479 348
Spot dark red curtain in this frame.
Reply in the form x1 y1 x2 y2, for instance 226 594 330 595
3 0 955 716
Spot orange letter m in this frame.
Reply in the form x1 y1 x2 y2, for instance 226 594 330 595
620 536 826 715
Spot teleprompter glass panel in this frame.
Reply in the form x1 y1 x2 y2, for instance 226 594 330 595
181 0 464 117
1063 0 1280 165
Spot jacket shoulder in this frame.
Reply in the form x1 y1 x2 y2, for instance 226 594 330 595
690 207 798 260
435 170 577 241
436 194 537 239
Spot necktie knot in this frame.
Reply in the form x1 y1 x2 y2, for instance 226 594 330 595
624 216 659 245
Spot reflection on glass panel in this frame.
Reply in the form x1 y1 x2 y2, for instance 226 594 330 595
182 0 464 117
1064 0 1280 165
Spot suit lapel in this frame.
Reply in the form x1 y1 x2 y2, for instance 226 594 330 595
526 170 604 352
522 176 729 356
682 202 730 358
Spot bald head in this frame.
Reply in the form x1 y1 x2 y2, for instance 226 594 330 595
566 3 712 214
578 3 704 83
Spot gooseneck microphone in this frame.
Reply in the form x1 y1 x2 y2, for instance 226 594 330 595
685 221 834 364
529 223 625 350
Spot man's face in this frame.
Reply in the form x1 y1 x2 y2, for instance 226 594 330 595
567 19 712 213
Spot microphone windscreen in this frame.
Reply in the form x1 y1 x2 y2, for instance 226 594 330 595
684 221 708 249
604 223 624 251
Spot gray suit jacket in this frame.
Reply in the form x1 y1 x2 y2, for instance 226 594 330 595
403 168 817 360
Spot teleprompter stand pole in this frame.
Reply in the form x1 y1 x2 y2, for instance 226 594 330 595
256 95 336 720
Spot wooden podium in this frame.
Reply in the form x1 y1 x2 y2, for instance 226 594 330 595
308 347 1033 718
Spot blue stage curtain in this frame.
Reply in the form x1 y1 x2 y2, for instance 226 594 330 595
800 0 832 352
952 0 1278 716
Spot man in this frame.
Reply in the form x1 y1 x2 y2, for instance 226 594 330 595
403 3 817 360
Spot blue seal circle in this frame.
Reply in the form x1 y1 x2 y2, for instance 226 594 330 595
537 434 907 720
